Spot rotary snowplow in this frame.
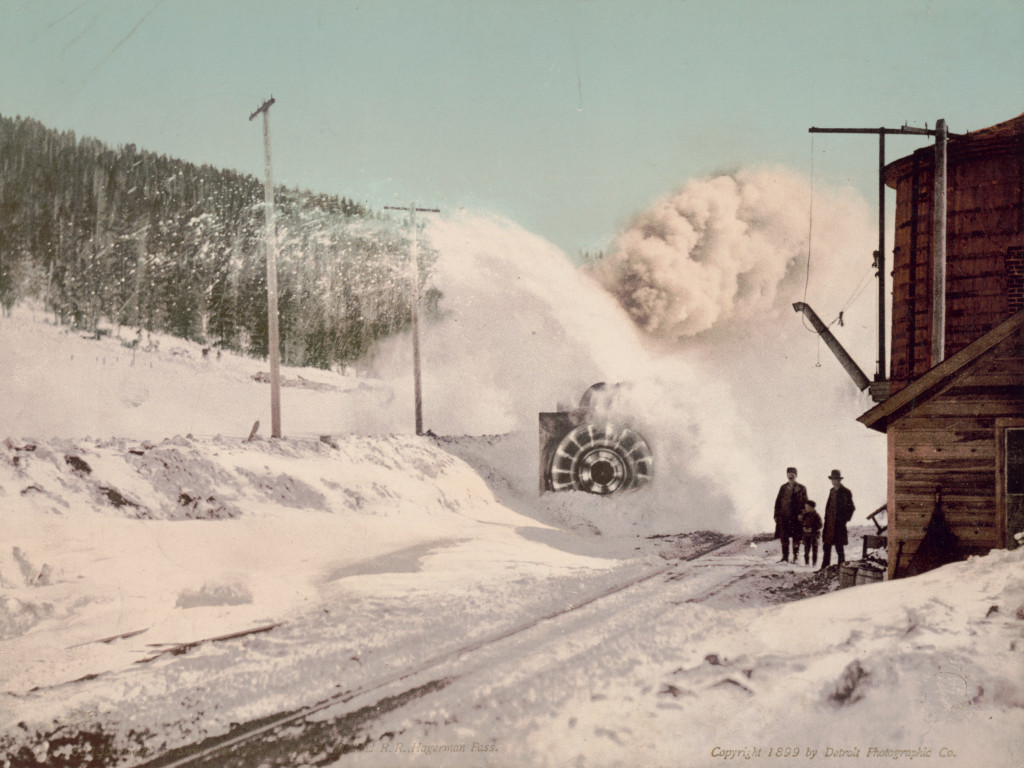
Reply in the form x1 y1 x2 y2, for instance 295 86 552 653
539 383 654 495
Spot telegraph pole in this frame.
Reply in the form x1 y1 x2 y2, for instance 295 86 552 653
808 123 959 384
931 119 948 364
385 203 440 436
249 96 282 439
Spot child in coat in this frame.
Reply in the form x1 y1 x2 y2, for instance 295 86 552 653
800 500 823 566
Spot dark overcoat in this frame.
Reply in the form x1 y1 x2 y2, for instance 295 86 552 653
822 484 855 546
773 481 807 538
801 508 823 538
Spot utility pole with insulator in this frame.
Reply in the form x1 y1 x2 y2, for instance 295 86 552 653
385 204 440 436
249 96 282 439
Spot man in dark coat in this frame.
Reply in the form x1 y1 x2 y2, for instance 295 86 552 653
821 469 855 570
773 467 807 563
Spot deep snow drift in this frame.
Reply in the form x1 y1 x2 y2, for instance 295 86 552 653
1 196 1022 767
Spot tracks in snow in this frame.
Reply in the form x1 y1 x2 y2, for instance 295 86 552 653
137 532 742 768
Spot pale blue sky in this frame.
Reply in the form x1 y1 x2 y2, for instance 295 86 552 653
2 0 1022 256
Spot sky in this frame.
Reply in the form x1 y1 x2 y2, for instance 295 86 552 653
2 0 1022 257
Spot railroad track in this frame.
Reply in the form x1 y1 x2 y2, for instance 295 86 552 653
137 532 740 768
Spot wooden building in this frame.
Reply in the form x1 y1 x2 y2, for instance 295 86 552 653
857 112 1024 579
858 311 1023 578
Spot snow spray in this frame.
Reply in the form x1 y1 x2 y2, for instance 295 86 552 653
369 167 886 533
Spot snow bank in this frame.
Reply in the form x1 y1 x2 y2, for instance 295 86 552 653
0 431 621 698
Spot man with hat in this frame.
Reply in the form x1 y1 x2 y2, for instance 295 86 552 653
773 467 807 563
821 469 855 570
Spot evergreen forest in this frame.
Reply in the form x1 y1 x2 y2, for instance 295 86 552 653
0 113 437 369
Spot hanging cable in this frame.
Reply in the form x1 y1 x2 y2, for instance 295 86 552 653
803 135 815 304
814 261 875 330
799 137 875 346
799 136 818 334
840 269 875 313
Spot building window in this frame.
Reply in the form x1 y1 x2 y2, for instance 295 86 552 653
1007 428 1024 549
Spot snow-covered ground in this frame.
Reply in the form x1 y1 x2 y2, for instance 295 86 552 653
1 210 1023 767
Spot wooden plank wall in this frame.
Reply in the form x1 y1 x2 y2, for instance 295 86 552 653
888 146 1023 393
889 327 1024 577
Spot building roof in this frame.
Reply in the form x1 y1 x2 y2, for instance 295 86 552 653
884 111 1024 186
858 310 1024 433
961 110 1024 141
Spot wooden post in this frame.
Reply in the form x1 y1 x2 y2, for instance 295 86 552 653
876 131 886 381
409 206 423 436
931 118 948 366
249 97 282 439
385 204 440 436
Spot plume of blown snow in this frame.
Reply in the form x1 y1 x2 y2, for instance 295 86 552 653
366 211 765 532
588 166 887 529
368 166 887 536
371 212 651 435
587 166 874 343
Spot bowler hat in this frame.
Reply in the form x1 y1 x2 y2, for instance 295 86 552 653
828 469 843 480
